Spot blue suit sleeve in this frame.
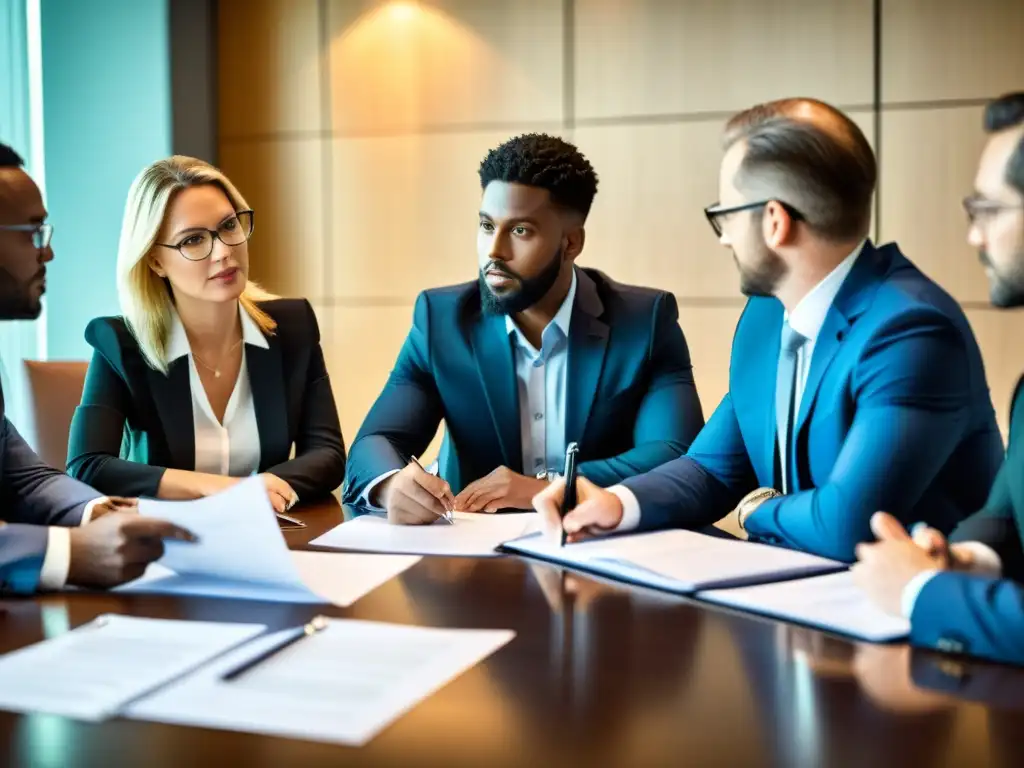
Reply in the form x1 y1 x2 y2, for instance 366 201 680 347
745 310 974 561
579 293 705 486
0 523 48 595
342 292 444 503
911 571 1024 667
622 392 756 531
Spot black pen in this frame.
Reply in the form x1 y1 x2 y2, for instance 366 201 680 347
221 615 329 682
559 442 579 548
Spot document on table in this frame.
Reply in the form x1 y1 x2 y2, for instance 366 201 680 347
698 571 911 642
503 528 845 593
309 511 540 557
127 618 515 746
0 615 266 721
116 477 420 604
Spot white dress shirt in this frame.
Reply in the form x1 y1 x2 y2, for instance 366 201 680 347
361 271 578 507
168 302 267 477
40 498 105 590
609 241 866 532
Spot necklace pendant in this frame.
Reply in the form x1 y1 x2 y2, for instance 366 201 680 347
214 370 221 378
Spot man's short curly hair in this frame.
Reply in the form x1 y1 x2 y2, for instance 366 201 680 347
478 133 598 219
0 143 25 168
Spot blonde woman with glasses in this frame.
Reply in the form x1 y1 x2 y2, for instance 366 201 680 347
66 156 345 513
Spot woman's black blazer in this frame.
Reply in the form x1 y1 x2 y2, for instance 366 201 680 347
66 299 346 500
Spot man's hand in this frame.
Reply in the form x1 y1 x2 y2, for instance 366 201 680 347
67 513 197 589
532 476 624 543
851 512 948 616
260 473 298 514
905 519 978 571
379 463 456 525
454 466 548 513
88 497 138 521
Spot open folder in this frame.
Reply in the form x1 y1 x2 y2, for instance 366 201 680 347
502 528 846 593
115 478 420 605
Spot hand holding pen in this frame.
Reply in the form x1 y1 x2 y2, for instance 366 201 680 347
377 455 457 525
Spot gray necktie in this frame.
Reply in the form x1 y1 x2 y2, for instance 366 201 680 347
776 322 807 493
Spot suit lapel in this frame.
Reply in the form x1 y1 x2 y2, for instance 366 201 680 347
147 359 194 469
471 313 522 470
795 241 887 434
565 271 609 447
247 340 289 465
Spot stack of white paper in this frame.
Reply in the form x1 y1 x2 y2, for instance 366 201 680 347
0 615 266 721
127 619 515 745
309 511 540 557
117 477 420 605
503 528 845 593
699 571 911 641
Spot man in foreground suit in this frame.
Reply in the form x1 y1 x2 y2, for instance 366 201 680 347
854 92 1024 666
535 98 1003 561
343 133 704 523
0 143 193 594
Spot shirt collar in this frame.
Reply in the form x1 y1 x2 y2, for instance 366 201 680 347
786 239 865 343
167 301 270 362
506 268 578 350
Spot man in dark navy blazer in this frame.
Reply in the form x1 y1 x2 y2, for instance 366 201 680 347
343 134 704 523
535 98 1003 562
0 143 193 594
854 93 1024 667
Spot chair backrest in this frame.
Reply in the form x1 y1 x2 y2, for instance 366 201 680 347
17 360 89 470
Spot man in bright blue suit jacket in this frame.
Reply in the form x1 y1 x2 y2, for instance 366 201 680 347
343 134 704 523
854 93 1024 667
534 98 1003 563
0 143 193 594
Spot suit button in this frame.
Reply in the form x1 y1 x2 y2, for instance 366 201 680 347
533 413 543 421
937 637 966 654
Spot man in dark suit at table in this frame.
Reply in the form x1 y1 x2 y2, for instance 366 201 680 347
0 142 193 594
534 98 1004 562
854 93 1024 667
343 133 705 523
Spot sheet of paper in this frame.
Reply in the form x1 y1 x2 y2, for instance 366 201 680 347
309 511 540 557
124 478 420 604
127 618 515 746
699 571 910 641
0 615 266 721
118 551 420 607
503 528 844 592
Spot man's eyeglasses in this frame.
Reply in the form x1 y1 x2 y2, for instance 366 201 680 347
155 210 254 262
0 223 53 249
704 200 804 238
962 195 1023 224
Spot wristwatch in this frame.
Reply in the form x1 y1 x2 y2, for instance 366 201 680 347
735 487 782 531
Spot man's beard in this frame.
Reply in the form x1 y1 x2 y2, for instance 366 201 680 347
981 250 1024 308
0 265 43 320
734 236 787 298
479 248 564 315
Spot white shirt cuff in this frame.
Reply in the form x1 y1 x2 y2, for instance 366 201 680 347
361 470 401 510
901 569 940 619
607 485 641 533
81 497 105 525
40 527 72 591
953 541 1002 577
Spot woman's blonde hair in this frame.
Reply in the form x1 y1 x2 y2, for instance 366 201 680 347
117 155 277 373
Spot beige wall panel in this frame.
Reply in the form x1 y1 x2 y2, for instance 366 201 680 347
574 0 873 120
879 106 988 302
331 130 543 299
965 309 1024 439
219 138 326 300
882 0 1024 103
677 303 744 419
218 0 322 137
326 0 563 134
575 112 874 298
325 303 444 458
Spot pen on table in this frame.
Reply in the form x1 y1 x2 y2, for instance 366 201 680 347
221 615 329 682
559 442 579 548
276 512 307 529
409 455 455 524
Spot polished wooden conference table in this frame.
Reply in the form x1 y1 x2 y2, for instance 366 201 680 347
2 498 1022 768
